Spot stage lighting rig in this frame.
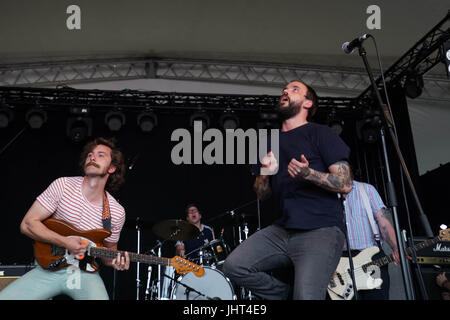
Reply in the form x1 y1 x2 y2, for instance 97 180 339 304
25 107 48 129
219 110 239 130
190 111 210 132
105 110 126 132
443 40 450 77
404 71 424 99
327 109 345 136
137 111 158 133
0 103 14 129
66 107 92 142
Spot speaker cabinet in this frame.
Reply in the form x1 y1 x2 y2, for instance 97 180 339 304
0 265 35 291
412 265 450 300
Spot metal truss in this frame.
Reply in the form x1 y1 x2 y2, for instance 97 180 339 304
0 58 372 93
357 11 450 103
0 85 356 116
0 57 448 103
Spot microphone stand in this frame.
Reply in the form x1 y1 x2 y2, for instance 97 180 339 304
356 43 433 300
205 200 258 248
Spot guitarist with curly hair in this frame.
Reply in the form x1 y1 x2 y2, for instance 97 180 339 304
0 137 130 300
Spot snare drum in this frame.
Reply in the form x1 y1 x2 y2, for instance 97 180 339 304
171 266 236 300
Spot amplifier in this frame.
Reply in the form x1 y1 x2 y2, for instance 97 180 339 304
413 236 450 265
0 264 35 291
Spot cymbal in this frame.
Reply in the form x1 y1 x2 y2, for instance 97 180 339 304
152 219 200 241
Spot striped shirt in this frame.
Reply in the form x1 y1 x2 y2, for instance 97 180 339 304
343 181 386 250
36 176 126 243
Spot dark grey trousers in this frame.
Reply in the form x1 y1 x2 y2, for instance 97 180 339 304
223 224 345 300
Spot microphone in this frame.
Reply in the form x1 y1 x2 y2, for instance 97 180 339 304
342 34 371 54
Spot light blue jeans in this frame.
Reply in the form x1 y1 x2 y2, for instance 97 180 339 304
0 261 109 300
223 224 345 300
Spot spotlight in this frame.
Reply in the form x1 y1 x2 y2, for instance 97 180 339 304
25 108 48 129
443 40 450 77
0 105 14 128
66 117 93 142
404 72 424 99
219 111 239 130
190 111 210 131
257 112 279 129
105 111 125 132
137 111 158 133
327 109 344 136
356 109 382 144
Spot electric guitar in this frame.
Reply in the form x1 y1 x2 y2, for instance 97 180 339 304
327 228 449 300
34 218 205 277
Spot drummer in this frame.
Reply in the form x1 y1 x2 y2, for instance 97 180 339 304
175 204 215 263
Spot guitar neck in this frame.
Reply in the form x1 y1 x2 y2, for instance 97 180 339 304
364 235 441 269
89 247 170 266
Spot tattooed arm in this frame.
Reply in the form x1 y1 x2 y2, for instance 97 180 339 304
253 151 277 201
287 154 353 194
253 175 272 201
374 208 400 265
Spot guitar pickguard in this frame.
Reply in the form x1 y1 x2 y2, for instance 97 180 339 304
55 236 98 272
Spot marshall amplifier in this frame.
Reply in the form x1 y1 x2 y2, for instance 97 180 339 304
413 236 450 265
0 264 35 291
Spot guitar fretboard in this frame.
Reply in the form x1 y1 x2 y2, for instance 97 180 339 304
89 247 170 266
362 236 441 272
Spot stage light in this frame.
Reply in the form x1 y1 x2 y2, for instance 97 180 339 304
137 111 158 133
0 104 13 128
105 111 125 132
404 72 424 99
25 108 47 129
190 111 210 131
219 111 239 130
257 112 279 129
356 109 382 144
327 109 344 135
66 117 93 142
443 40 450 77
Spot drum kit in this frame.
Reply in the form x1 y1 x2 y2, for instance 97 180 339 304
129 202 259 301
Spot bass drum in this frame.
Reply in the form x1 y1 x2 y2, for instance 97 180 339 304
171 266 236 300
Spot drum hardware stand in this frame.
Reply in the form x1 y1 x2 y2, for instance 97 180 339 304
145 228 183 300
206 200 258 248
238 221 253 300
199 248 204 265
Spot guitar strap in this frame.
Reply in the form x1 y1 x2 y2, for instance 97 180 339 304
102 191 111 231
357 182 382 247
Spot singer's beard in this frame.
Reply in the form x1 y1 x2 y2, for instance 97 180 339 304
277 101 301 121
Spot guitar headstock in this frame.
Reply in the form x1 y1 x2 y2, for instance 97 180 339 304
169 256 205 277
439 228 450 241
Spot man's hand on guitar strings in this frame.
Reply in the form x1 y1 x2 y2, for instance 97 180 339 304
112 251 130 271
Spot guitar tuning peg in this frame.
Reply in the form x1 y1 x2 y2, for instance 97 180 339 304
440 224 447 230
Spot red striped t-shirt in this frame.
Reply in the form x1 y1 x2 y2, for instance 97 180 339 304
36 176 126 243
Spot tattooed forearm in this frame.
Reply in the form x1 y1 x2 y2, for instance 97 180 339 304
377 208 398 250
301 161 353 194
253 175 272 200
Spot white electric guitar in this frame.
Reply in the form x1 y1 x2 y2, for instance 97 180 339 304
327 228 449 300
